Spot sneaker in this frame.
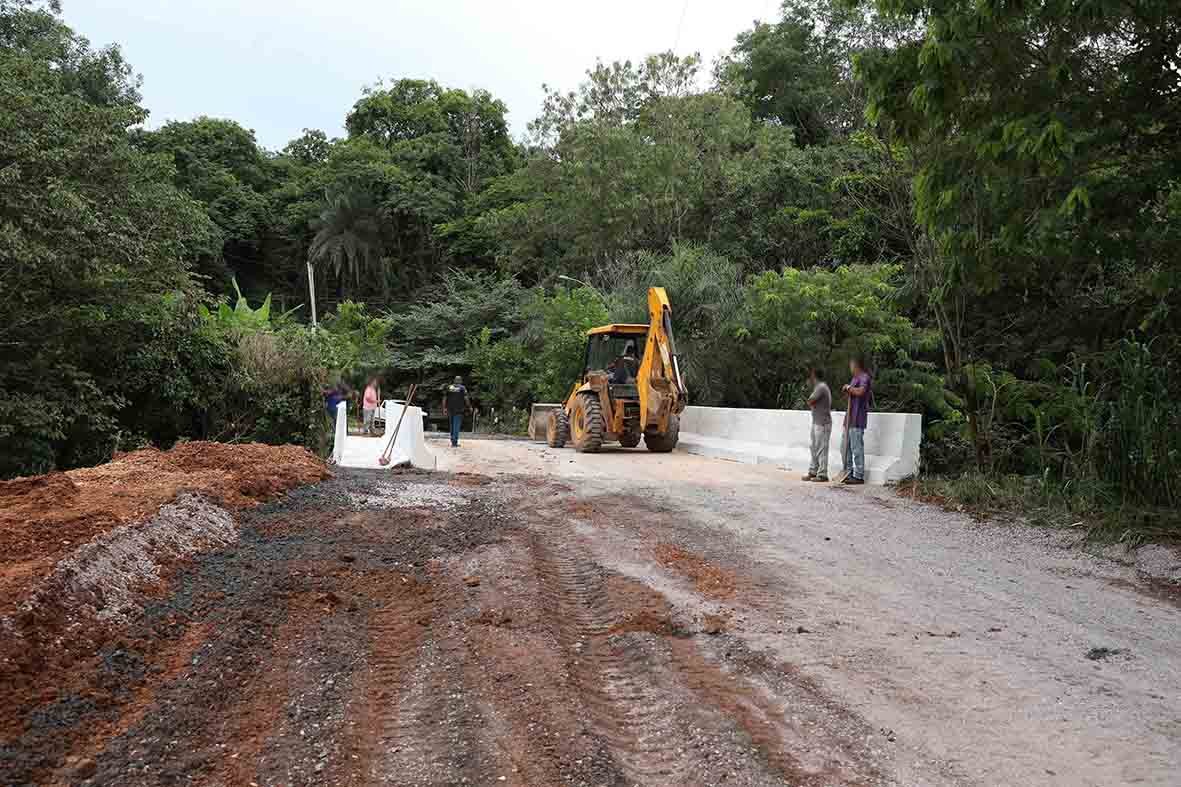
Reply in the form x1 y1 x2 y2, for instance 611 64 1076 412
802 473 816 481
813 475 829 482
843 476 865 485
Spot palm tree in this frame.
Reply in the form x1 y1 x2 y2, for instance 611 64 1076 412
308 189 384 302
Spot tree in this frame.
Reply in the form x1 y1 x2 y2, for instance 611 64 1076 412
855 0 1181 467
387 270 528 391
593 244 745 406
308 189 384 290
736 264 938 411
468 287 609 408
135 117 274 293
716 0 916 145
283 128 332 165
478 54 759 277
716 6 845 145
345 79 517 273
0 0 220 475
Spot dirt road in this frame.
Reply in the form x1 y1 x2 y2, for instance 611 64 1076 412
3 439 1178 786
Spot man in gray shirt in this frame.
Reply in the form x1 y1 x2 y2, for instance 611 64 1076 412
804 368 832 482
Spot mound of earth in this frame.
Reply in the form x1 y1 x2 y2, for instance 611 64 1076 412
0 441 328 611
0 442 328 755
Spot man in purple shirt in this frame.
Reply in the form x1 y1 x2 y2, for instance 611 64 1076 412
841 355 872 485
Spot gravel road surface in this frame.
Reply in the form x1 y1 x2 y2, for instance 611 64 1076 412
437 437 1181 786
4 438 1177 786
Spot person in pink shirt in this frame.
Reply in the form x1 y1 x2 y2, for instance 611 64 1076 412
362 377 381 435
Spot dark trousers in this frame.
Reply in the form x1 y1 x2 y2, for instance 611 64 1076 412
449 414 462 446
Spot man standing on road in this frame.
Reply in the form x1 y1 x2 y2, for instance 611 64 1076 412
841 355 872 485
803 368 832 482
443 376 468 447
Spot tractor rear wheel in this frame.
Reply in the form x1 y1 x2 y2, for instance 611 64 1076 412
619 430 642 448
570 394 604 453
546 408 569 448
644 414 680 453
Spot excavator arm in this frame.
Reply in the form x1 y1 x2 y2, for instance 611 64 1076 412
637 287 688 432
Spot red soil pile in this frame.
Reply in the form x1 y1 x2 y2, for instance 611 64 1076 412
0 441 328 613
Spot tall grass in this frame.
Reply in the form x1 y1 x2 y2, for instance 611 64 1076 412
915 339 1181 544
1092 340 1178 508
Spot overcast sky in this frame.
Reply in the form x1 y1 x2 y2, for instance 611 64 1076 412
64 0 778 151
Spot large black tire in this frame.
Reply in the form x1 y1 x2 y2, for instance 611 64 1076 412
571 394 604 453
546 408 569 448
644 414 680 453
619 430 642 448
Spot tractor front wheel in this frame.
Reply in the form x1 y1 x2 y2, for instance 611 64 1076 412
644 414 680 453
546 408 569 448
570 394 604 453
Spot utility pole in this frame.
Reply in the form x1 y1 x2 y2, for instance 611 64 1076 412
307 260 318 328
557 274 608 306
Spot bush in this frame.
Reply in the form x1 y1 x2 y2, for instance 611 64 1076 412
468 286 608 410
386 271 528 405
735 263 941 411
315 300 394 383
913 339 1181 542
209 328 327 450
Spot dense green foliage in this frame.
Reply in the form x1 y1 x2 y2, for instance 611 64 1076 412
0 1 218 474
3 0 1178 540
850 0 1181 525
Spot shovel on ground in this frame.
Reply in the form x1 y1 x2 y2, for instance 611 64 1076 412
378 384 417 467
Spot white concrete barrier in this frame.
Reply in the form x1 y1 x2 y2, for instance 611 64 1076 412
333 401 437 470
678 406 921 484
331 400 347 464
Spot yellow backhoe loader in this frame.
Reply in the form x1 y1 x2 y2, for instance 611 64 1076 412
546 287 688 453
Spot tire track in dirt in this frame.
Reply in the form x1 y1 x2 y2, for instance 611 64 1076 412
368 577 479 784
528 525 817 786
529 531 693 783
455 531 631 787
562 493 804 627
524 487 891 786
5 468 900 786
347 571 438 785
668 636 884 786
344 568 510 785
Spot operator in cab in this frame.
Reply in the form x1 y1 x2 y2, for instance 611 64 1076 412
609 341 640 385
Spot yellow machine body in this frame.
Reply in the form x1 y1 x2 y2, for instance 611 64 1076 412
547 287 688 453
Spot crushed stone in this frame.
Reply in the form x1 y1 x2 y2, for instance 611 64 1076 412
344 481 468 510
17 494 238 627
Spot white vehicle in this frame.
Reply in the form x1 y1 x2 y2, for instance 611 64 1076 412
372 400 404 429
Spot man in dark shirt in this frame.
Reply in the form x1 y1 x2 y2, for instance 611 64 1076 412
443 376 468 447
841 355 872 485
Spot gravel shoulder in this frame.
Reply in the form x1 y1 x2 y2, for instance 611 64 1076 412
438 438 1181 786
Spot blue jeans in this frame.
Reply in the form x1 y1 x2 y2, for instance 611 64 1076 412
843 427 865 480
449 414 462 446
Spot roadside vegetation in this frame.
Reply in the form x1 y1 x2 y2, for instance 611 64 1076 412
1 0 1177 541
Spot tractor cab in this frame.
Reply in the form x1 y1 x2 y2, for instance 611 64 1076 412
584 325 648 398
